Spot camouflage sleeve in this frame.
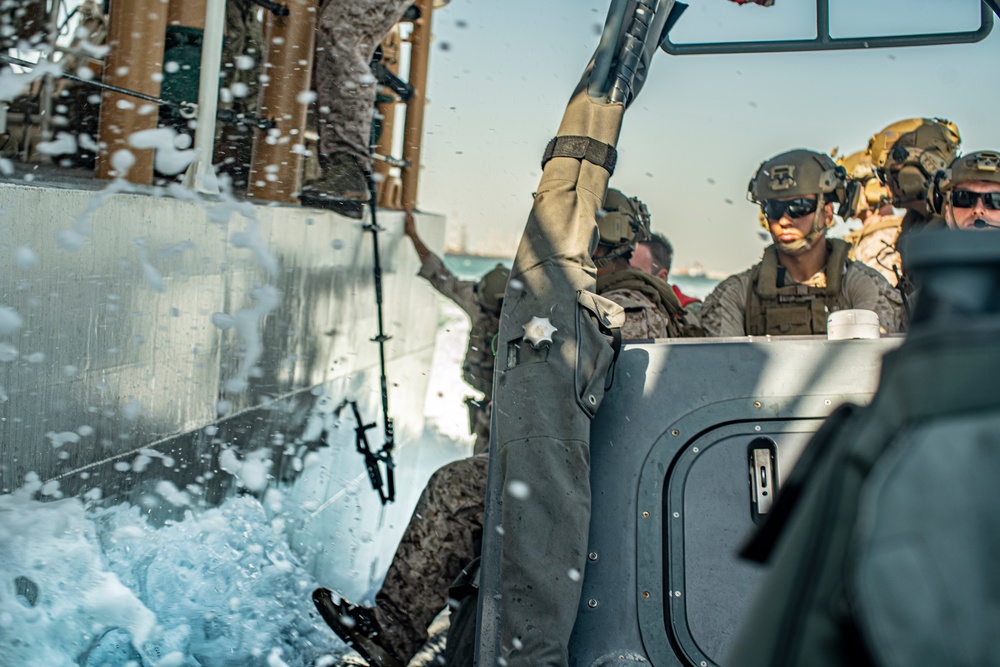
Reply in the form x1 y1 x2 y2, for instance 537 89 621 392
417 252 479 317
601 288 670 340
700 270 752 337
843 261 906 334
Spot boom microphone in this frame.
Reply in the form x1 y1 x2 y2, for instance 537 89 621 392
973 219 1000 229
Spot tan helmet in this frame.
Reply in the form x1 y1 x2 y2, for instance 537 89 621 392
867 118 961 207
595 188 651 265
836 149 890 212
474 264 510 313
928 150 1000 215
748 149 848 254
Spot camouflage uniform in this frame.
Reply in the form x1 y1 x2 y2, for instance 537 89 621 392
373 453 489 662
701 241 905 337
418 252 500 455
846 214 903 286
314 0 410 171
214 1 264 189
597 269 702 339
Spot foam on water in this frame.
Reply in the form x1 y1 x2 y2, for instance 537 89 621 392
0 477 344 667
0 258 496 666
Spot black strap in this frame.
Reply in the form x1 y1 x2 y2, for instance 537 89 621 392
541 136 617 174
604 326 623 392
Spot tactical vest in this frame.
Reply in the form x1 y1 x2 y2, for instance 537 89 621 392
744 239 852 336
464 311 500 398
596 269 701 338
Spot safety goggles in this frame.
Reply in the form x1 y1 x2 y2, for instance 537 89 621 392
761 197 818 220
950 190 1000 210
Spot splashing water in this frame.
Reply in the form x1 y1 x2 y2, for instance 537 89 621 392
0 486 345 667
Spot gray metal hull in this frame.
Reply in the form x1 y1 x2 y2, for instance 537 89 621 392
0 180 455 595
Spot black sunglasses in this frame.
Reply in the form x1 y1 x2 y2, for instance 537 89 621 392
761 198 818 220
950 190 1000 210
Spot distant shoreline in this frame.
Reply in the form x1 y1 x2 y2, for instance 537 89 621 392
443 249 510 261
445 251 727 280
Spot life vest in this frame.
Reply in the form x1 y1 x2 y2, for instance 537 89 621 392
744 239 852 336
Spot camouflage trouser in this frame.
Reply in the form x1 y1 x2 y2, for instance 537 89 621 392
314 0 409 171
374 453 489 662
214 1 264 189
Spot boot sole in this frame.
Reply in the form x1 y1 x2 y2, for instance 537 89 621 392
299 194 368 220
312 589 404 667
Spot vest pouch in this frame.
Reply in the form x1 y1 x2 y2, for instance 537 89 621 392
763 303 814 335
575 291 625 417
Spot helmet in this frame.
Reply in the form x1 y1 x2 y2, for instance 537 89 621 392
867 118 961 207
928 150 1000 215
748 149 847 204
748 149 848 254
474 264 510 313
836 149 890 212
596 188 651 265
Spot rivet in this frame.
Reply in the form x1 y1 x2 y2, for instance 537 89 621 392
701 662 708 667
672 511 680 518
642 591 651 599
674 591 682 598
588 394 597 405
824 399 832 405
671 429 679 437
641 511 650 518
588 598 598 608
753 401 761 409
754 425 761 432
692 446 699 453
588 551 598 561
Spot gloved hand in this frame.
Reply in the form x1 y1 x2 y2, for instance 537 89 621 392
587 0 687 107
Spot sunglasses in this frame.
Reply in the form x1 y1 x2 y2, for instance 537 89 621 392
950 190 1000 210
761 198 818 220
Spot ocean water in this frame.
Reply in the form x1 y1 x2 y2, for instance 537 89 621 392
443 254 721 299
0 269 482 667
0 483 344 667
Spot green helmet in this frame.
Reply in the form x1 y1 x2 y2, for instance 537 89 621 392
928 150 1000 215
748 149 848 254
474 264 510 313
748 149 847 203
867 118 961 207
596 188 651 265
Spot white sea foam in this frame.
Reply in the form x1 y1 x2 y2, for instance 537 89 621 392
0 489 345 666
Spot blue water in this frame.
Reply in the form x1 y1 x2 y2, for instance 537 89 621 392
0 482 344 667
443 254 721 299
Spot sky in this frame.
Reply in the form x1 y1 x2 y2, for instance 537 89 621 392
414 0 1000 274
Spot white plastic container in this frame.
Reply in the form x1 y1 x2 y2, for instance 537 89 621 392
827 309 881 340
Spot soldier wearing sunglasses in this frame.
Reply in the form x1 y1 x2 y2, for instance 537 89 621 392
928 151 1000 232
701 149 905 337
